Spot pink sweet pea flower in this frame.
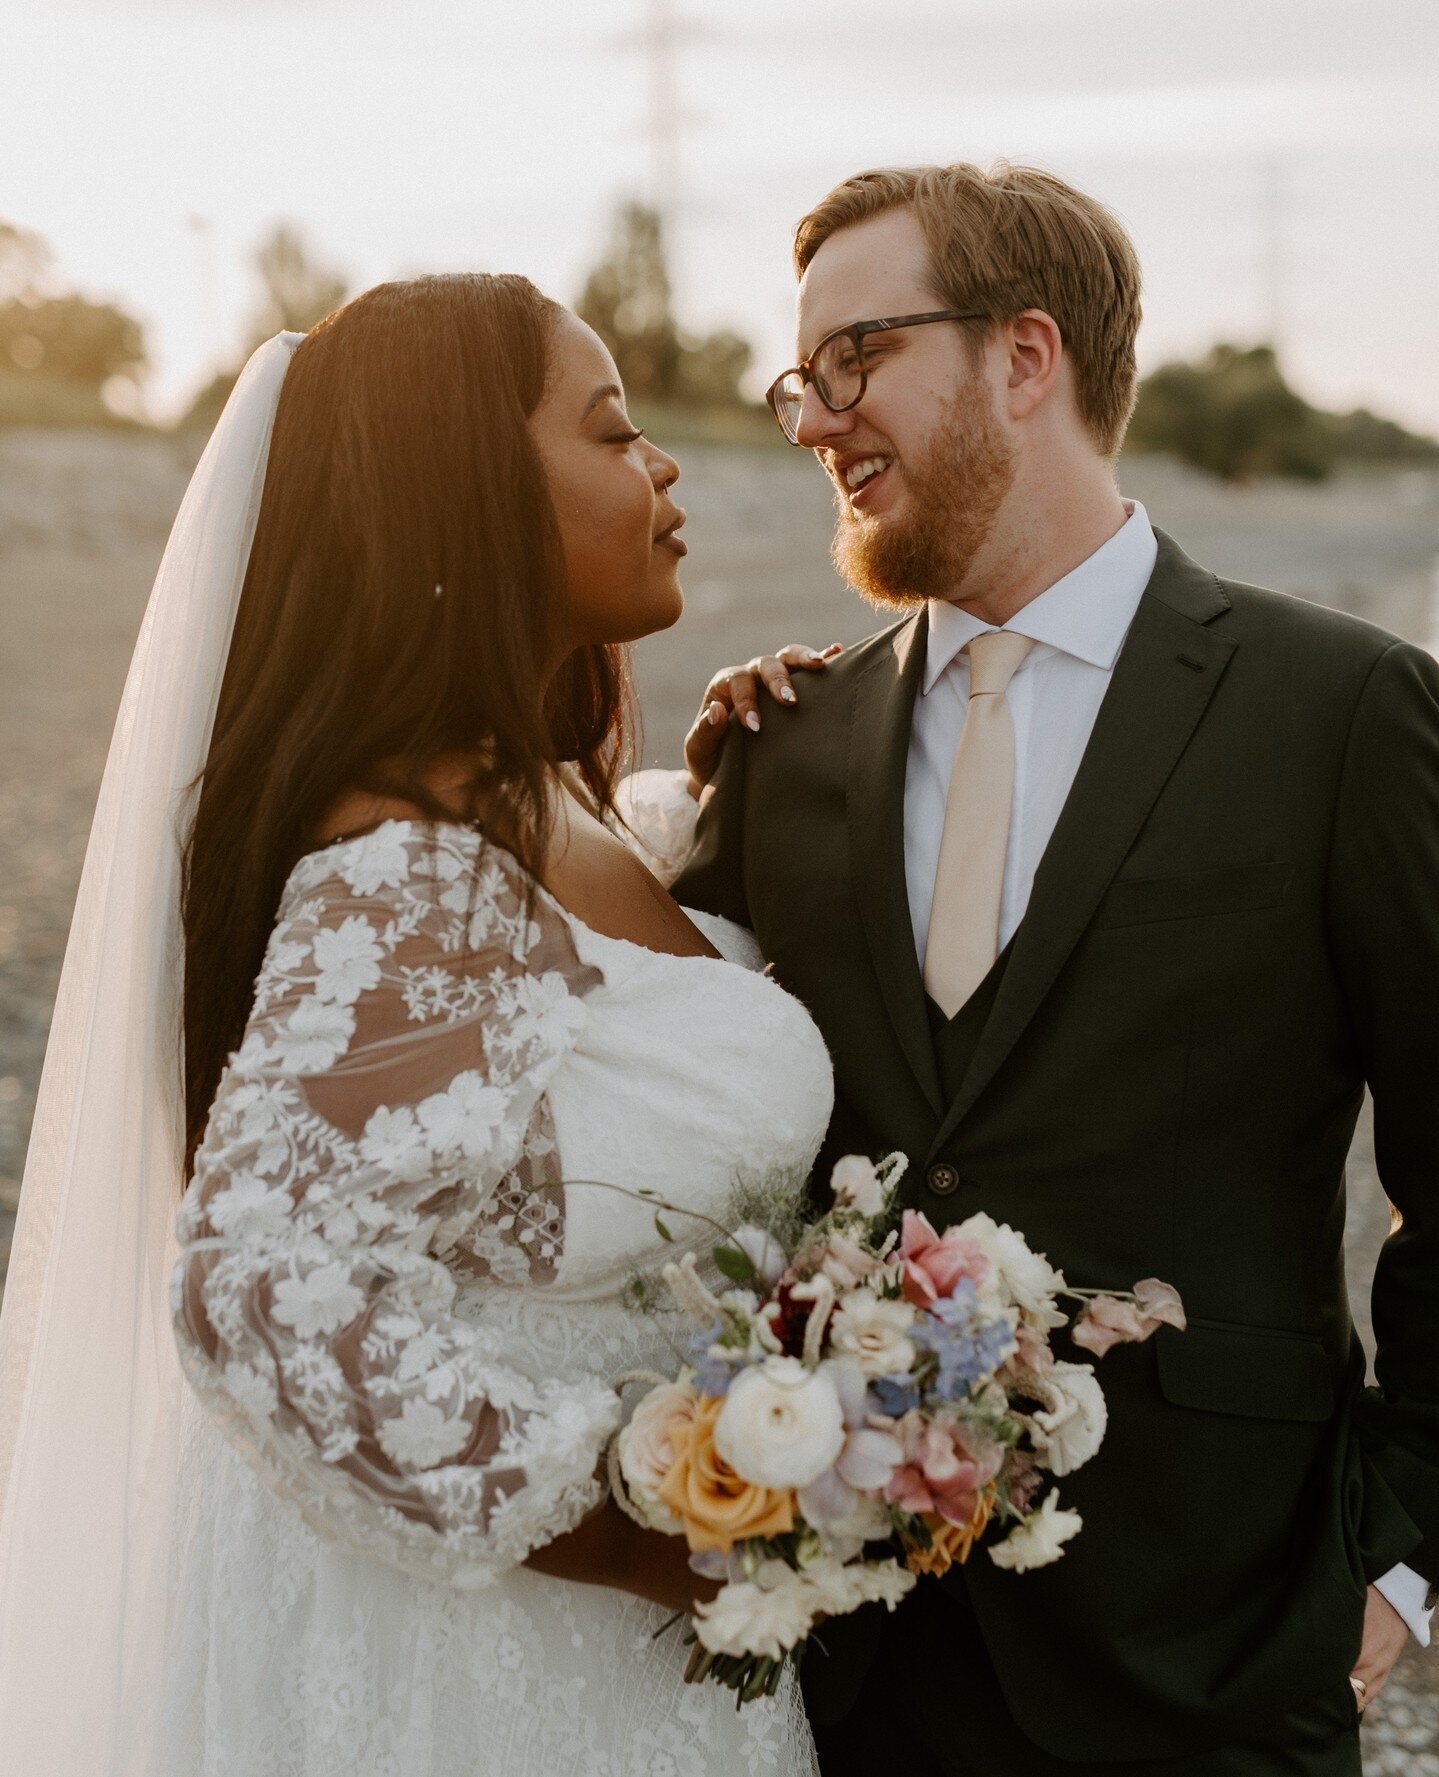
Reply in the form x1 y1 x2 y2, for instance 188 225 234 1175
899 1209 990 1309
1070 1281 1185 1358
885 1413 1002 1528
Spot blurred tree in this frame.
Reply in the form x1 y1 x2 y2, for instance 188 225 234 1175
577 202 753 409
0 293 146 386
179 222 349 430
248 222 349 344
1329 405 1439 466
0 218 148 425
577 203 683 402
678 327 753 408
1126 344 1333 481
0 222 53 302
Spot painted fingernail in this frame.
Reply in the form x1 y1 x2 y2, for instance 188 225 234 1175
744 711 761 732
709 703 726 726
779 685 797 704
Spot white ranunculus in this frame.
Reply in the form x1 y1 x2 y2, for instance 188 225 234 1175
729 1224 788 1287
826 1289 918 1378
988 1490 1084 1572
830 1155 886 1218
958 1211 1068 1326
1022 1360 1107 1477
714 1357 845 1489
616 1381 697 1533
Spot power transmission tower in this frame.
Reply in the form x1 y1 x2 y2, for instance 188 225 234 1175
611 0 712 224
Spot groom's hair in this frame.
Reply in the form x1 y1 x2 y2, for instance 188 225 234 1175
793 162 1142 456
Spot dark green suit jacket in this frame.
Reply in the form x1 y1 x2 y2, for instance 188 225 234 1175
672 531 1439 1761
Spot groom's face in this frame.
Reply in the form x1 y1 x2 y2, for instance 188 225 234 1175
794 207 1016 609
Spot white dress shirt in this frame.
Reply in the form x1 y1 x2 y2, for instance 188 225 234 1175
904 500 1157 962
901 499 1432 1645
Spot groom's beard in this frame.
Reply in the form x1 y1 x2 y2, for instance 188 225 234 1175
830 385 1017 612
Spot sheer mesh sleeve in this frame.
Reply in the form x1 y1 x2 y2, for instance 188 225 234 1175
172 823 620 1590
612 768 699 887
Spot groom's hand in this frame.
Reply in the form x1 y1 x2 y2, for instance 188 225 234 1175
684 641 843 798
1349 1585 1410 1712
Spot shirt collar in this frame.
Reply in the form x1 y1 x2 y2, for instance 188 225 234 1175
922 501 1158 695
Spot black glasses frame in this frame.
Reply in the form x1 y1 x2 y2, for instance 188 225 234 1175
764 308 988 443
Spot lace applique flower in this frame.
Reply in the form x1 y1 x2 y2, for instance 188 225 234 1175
336 826 412 897
310 915 384 1004
378 1398 472 1470
270 1262 366 1339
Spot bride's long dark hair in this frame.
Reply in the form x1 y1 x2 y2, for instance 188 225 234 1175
181 273 631 1179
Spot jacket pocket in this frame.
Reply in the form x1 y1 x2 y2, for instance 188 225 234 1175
1155 1318 1335 1422
1099 860 1291 929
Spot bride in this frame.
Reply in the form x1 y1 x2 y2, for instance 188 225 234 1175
0 274 831 1774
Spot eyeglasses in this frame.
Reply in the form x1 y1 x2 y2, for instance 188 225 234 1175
764 308 987 445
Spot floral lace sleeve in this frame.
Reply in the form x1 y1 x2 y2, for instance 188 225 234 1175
612 768 699 887
172 823 621 1590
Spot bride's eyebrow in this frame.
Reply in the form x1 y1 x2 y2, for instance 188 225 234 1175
581 383 623 420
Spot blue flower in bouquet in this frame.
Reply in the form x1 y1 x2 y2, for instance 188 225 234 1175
913 1279 1015 1399
869 1374 922 1418
688 1323 740 1397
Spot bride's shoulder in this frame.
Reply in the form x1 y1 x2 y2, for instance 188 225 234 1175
310 750 499 847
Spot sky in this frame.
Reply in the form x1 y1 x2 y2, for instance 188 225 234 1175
4 0 1438 429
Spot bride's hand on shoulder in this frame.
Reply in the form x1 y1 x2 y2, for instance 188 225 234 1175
684 641 843 798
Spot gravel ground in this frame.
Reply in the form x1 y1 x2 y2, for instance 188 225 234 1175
0 428 1435 1761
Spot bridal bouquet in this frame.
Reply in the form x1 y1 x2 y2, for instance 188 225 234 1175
609 1154 1185 1704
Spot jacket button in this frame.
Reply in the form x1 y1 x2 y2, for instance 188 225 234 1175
927 1163 960 1196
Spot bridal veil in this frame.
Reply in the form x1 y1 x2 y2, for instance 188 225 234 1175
0 333 302 1775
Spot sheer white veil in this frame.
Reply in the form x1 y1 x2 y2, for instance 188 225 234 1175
0 332 303 1775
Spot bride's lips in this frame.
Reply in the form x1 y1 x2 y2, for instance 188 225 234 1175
654 513 687 557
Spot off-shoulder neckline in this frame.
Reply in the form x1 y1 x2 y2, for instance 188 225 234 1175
289 816 729 969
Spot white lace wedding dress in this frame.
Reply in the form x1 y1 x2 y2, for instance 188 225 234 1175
161 777 832 1777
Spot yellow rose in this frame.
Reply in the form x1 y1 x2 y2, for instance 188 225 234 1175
656 1394 796 1552
904 1494 995 1578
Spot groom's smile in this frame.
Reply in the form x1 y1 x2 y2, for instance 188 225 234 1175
831 447 897 512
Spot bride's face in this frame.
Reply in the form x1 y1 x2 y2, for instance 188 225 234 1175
531 313 687 652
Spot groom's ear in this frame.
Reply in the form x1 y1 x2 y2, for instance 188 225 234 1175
1003 309 1066 424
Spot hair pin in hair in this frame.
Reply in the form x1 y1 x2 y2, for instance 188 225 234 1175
433 583 444 599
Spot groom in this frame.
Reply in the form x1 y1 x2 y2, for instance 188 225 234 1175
673 163 1438 1774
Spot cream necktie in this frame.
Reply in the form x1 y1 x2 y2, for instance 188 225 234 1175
922 629 1035 1018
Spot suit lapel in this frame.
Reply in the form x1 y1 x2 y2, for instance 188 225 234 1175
845 612 944 1115
928 532 1237 1155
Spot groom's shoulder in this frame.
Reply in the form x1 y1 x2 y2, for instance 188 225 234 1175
1217 574 1401 665
1210 575 1420 718
1152 526 1404 675
751 614 917 753
804 614 919 702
